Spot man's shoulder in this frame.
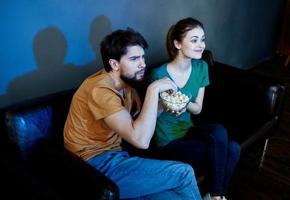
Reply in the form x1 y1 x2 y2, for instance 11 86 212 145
73 70 120 102
82 70 116 90
86 69 107 82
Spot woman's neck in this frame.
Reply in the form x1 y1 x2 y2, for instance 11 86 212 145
167 56 192 88
169 56 191 72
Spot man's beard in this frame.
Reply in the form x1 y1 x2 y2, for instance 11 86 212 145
120 70 146 88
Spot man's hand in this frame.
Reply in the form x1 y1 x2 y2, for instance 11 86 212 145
149 77 178 95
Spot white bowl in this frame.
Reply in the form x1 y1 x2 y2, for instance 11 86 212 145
160 90 191 112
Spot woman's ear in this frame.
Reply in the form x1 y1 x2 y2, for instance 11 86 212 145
109 59 119 71
173 40 181 50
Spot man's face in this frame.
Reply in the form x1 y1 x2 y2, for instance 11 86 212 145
118 45 146 86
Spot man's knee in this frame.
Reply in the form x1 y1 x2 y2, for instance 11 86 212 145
176 163 197 185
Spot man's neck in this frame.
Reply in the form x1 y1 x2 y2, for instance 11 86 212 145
108 71 127 91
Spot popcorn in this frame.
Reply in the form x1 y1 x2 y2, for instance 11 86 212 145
160 91 191 112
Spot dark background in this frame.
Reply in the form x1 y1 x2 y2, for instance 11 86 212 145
0 0 285 107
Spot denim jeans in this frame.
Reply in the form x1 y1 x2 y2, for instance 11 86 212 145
154 123 240 196
87 150 202 200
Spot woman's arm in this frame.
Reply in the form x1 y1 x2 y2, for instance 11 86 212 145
186 87 205 115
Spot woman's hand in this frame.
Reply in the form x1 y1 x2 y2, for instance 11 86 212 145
163 106 187 116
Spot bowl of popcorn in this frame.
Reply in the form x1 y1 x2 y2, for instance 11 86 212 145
160 90 191 112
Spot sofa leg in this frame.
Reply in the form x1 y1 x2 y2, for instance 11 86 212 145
259 138 269 170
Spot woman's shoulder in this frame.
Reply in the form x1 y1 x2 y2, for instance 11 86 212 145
192 59 208 67
150 62 168 75
192 59 208 71
147 62 168 81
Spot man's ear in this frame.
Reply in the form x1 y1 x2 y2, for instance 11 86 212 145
173 40 181 50
109 59 119 71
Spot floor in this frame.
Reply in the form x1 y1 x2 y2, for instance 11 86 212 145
226 54 290 200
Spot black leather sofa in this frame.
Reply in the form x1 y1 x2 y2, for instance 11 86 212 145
197 51 288 153
0 51 288 199
0 90 119 200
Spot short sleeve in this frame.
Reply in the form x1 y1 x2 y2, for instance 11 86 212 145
88 87 124 120
200 60 210 87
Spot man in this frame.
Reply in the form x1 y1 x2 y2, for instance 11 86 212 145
64 28 201 199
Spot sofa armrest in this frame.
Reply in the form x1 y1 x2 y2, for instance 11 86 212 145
217 72 284 120
194 61 288 144
1 89 119 199
29 140 119 200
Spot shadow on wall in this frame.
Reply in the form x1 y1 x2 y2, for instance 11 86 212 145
7 26 81 103
80 15 112 77
0 15 112 107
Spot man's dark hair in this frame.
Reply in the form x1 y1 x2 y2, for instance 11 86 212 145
100 28 148 72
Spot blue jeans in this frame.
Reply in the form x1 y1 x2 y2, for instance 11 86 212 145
87 150 202 200
154 124 240 196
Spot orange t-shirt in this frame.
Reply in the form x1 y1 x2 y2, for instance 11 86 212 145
64 69 139 160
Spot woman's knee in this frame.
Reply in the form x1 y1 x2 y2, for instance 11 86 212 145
228 141 241 160
209 124 228 145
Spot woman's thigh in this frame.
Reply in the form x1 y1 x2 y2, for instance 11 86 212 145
158 138 208 166
189 124 228 145
155 124 228 166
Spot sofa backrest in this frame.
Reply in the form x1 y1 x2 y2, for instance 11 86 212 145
0 88 76 160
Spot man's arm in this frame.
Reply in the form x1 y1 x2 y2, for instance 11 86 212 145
104 78 177 149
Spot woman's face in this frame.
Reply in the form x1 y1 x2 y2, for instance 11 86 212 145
175 26 205 59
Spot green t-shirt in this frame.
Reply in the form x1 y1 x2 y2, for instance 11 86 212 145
150 59 210 147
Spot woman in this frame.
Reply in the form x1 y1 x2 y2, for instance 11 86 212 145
149 17 240 200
